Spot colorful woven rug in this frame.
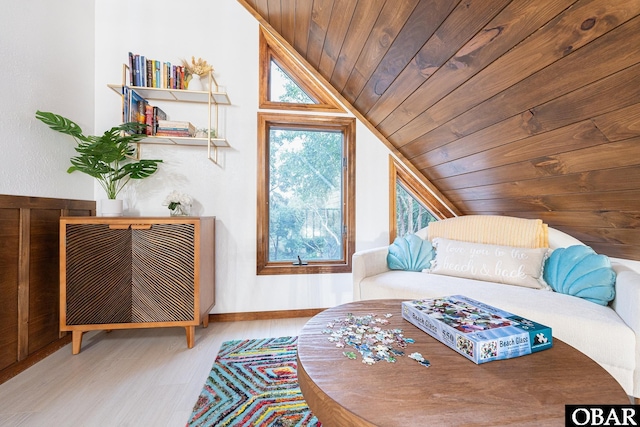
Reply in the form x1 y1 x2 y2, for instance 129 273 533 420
186 336 321 427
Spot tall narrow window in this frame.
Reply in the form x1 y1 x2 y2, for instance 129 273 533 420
389 158 454 242
258 27 353 274
258 114 355 275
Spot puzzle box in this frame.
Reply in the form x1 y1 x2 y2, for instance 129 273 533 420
401 295 552 364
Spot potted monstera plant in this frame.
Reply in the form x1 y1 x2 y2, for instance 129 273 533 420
35 110 162 215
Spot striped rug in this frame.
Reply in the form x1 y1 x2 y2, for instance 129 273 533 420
187 336 321 427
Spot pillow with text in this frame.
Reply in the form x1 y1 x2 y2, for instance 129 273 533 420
427 237 549 289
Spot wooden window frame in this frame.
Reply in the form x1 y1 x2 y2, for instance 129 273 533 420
389 157 453 243
257 112 356 275
259 27 345 113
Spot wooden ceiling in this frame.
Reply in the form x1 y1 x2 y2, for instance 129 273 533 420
238 0 640 261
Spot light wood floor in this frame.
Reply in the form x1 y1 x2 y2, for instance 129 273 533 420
0 317 312 427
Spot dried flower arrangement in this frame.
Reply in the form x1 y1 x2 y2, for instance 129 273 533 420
182 56 214 77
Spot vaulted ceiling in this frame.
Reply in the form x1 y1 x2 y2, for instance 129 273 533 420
238 0 640 261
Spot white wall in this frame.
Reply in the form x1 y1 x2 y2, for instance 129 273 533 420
0 1 95 199
94 0 393 313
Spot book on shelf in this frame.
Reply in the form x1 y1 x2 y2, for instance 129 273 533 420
146 59 153 88
145 104 153 136
154 60 160 88
139 55 146 87
402 295 552 364
155 130 193 138
152 106 167 135
128 52 135 87
123 87 130 124
128 89 147 133
157 120 195 130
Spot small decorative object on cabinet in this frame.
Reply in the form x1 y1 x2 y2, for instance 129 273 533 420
59 216 215 354
164 190 193 216
108 59 231 164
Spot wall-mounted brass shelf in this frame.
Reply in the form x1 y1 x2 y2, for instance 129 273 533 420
108 64 231 164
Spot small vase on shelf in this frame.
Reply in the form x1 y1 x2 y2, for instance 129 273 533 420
188 75 203 91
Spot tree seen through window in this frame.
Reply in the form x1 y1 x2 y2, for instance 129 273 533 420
395 181 437 237
269 60 314 104
269 127 343 261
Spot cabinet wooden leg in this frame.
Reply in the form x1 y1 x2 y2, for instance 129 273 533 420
185 326 195 349
71 331 84 355
202 314 210 328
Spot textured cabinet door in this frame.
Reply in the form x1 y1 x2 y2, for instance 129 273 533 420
60 217 215 354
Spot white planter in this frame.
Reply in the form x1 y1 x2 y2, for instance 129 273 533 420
101 199 123 217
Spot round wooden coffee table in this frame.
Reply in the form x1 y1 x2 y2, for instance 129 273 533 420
297 299 629 426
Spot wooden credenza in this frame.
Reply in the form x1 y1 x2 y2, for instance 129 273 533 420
59 216 215 354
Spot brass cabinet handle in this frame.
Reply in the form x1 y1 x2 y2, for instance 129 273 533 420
131 224 153 230
108 224 131 230
108 224 153 230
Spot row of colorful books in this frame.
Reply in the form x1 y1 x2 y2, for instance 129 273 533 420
128 52 187 89
124 87 175 136
123 87 196 137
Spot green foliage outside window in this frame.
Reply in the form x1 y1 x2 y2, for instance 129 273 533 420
269 128 344 261
396 181 437 237
270 61 314 104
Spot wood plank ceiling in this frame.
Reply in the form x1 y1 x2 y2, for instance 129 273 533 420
238 0 640 261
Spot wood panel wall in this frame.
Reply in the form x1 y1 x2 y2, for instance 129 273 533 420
0 195 95 383
239 0 640 261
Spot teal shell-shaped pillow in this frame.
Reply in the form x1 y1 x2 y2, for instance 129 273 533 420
387 234 435 272
543 245 616 305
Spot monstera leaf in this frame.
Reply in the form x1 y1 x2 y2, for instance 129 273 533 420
387 234 435 272
543 245 616 305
